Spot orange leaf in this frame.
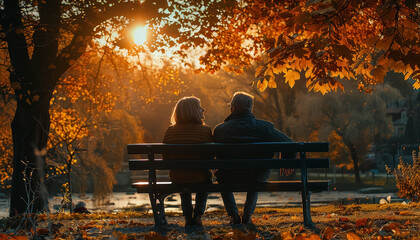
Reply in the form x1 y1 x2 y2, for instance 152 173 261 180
268 78 277 88
0 235 29 240
295 235 306 240
257 79 268 91
339 217 349 222
308 234 322 240
280 232 294 240
399 211 410 215
262 214 269 220
355 218 368 228
144 232 168 240
299 226 305 232
380 222 401 234
346 232 361 240
322 226 335 240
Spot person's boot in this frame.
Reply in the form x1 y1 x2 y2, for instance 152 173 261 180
192 214 203 227
229 214 241 225
185 215 194 227
242 214 252 224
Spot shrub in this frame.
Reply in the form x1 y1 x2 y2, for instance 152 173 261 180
387 149 420 202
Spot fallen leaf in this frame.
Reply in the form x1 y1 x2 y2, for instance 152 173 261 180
380 222 401 234
322 226 335 240
37 228 49 235
244 232 257 240
398 211 410 215
308 234 322 240
299 226 305 232
0 235 29 240
341 223 354 230
144 232 168 240
281 231 294 240
295 235 306 240
339 217 349 222
262 214 269 220
78 223 93 230
346 232 361 240
117 233 129 240
355 218 368 228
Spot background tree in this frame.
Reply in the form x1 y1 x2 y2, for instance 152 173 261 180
290 84 400 183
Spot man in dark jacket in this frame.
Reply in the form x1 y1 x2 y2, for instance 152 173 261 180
213 91 293 225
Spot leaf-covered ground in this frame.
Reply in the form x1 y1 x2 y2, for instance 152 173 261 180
0 202 419 239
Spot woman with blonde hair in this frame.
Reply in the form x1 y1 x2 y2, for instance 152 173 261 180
163 96 212 227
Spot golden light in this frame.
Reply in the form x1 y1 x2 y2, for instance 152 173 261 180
132 26 148 45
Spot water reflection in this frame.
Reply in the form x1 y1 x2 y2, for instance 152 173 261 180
0 191 400 218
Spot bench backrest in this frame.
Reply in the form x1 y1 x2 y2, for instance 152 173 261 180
128 142 329 170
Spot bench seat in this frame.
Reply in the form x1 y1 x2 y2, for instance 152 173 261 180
133 180 331 193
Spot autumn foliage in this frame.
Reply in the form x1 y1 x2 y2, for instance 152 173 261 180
388 149 420 202
199 0 420 94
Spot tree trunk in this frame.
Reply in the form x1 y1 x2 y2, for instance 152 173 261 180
10 94 51 216
3 0 59 216
68 162 73 213
347 142 361 184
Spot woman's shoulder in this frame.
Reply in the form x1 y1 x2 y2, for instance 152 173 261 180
170 123 211 129
163 123 212 143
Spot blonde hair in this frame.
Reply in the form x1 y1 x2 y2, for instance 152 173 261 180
230 91 254 113
170 96 204 125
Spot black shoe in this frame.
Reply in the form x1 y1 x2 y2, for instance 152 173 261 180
192 214 203 227
229 214 241 225
242 214 252 224
185 216 194 227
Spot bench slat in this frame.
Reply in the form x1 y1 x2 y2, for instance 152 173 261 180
129 158 330 170
127 142 329 154
132 180 331 193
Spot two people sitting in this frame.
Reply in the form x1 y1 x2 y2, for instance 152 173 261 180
163 91 293 227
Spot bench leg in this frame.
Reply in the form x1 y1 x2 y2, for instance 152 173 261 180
300 154 317 229
149 193 168 226
301 190 316 229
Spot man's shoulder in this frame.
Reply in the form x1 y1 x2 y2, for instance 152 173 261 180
254 118 274 129
213 122 226 133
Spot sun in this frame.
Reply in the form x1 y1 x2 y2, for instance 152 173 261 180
132 26 147 45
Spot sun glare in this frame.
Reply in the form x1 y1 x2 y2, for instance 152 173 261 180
133 26 148 45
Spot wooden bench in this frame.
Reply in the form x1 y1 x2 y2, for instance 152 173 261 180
127 142 330 228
